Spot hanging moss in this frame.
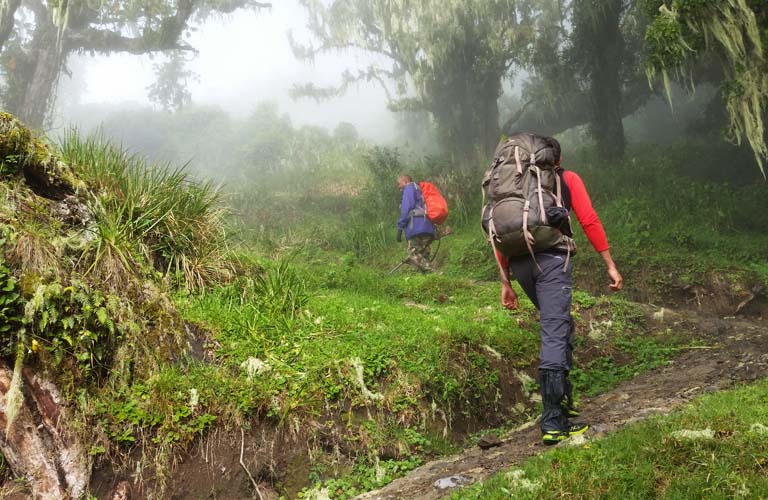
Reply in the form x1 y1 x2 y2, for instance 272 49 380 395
645 0 768 175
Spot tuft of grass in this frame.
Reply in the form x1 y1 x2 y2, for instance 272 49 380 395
58 129 233 291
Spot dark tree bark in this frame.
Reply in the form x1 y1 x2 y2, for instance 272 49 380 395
587 0 625 159
430 78 502 166
0 0 22 52
15 12 63 129
572 0 626 159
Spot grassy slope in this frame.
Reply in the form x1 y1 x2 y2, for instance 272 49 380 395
4 122 766 498
166 140 766 498
172 250 699 498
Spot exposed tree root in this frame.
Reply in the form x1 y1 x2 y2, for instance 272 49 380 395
0 362 89 499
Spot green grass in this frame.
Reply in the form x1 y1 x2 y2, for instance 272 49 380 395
176 257 541 419
565 144 768 299
57 129 233 291
453 378 768 500
166 250 699 497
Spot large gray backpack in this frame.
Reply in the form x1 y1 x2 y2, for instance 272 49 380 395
481 133 575 265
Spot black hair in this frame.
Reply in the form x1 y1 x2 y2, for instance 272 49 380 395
546 137 562 162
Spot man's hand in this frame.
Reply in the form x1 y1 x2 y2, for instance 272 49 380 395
396 229 403 242
598 250 623 291
501 283 519 310
608 266 623 291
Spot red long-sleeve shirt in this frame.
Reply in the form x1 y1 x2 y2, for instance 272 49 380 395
495 169 609 268
563 170 609 252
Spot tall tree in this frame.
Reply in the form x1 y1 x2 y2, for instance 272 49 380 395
507 0 650 159
292 0 556 165
0 0 271 129
571 0 627 159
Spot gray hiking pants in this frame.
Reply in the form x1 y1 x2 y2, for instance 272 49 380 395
507 251 575 371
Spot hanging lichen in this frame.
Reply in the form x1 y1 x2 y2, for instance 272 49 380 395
50 0 70 52
645 0 768 176
3 335 25 434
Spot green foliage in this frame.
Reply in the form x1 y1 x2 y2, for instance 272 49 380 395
252 258 309 321
228 125 369 251
454 379 768 499
644 0 768 174
565 141 768 299
298 454 424 499
23 280 138 382
0 112 78 190
0 229 22 339
94 365 250 448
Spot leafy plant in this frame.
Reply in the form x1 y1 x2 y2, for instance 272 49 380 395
23 280 137 382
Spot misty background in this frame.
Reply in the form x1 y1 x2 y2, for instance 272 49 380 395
38 1 723 185
52 2 400 170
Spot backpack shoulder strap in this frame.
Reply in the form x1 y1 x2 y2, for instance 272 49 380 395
407 182 427 219
411 182 425 207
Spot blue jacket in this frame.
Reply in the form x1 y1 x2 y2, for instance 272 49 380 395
398 183 435 240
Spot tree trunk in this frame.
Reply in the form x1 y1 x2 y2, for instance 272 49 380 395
0 363 90 499
431 76 502 168
575 0 626 160
14 14 65 130
589 0 625 159
0 0 22 52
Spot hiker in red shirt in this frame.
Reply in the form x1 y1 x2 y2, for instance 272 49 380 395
494 137 623 445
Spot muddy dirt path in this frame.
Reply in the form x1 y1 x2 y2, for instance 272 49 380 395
356 311 768 500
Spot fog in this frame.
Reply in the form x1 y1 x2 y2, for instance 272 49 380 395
54 2 397 143
2 0 761 185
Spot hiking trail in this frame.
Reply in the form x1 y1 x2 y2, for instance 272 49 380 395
356 308 768 500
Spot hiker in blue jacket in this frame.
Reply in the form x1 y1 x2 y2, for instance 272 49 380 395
396 174 435 272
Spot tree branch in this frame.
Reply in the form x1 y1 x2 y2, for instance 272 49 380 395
66 0 197 55
290 66 399 103
66 28 195 55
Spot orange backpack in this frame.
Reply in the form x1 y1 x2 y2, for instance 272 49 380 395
417 181 448 225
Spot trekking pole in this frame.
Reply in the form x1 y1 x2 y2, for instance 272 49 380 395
390 240 412 274
388 258 409 275
429 238 442 263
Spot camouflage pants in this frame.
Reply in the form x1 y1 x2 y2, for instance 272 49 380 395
407 234 434 272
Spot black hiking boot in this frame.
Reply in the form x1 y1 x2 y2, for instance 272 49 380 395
562 371 579 417
540 369 587 445
542 422 589 446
